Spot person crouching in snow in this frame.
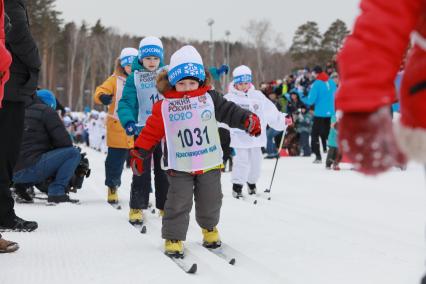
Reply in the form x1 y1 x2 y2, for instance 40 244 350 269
117 37 169 225
224 65 289 198
93 48 137 206
129 45 261 257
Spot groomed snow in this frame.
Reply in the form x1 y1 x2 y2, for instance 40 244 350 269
1 146 425 284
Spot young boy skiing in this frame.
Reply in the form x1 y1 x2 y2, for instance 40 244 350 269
224 65 289 198
117 37 169 224
93 47 137 205
129 46 261 256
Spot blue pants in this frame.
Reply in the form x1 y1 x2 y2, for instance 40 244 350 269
266 128 282 156
13 147 80 196
299 132 311 156
105 148 128 188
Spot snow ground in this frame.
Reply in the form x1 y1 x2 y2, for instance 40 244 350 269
1 146 425 284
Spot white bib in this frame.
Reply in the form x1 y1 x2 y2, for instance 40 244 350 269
162 93 223 172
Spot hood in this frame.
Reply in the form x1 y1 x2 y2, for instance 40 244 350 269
316 72 329 82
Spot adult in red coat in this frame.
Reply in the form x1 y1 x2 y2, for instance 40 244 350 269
337 1 425 283
336 0 425 175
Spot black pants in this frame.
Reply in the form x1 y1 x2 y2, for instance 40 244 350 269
311 117 331 160
130 144 169 210
219 127 232 166
0 101 25 226
326 147 342 168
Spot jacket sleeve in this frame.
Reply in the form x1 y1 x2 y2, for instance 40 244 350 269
5 0 41 70
262 94 287 131
336 0 422 112
117 73 138 128
43 108 73 148
300 82 318 106
94 75 115 105
209 90 250 130
134 101 165 151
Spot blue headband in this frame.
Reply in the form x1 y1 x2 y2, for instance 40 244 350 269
168 63 206 86
234 74 252 84
120 55 136 67
138 45 164 61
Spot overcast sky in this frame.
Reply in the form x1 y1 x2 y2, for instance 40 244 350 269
55 0 361 48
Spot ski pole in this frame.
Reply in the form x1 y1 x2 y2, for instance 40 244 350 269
253 127 287 204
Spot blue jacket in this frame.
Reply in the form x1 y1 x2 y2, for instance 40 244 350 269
301 77 336 118
117 58 164 130
327 116 338 148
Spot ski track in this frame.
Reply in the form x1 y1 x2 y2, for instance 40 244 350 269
1 146 425 284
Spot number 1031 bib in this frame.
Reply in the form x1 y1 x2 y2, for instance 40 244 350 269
162 93 223 172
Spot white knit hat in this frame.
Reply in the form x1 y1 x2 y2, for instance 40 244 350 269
167 45 205 86
138 36 164 61
119 47 138 67
233 65 252 84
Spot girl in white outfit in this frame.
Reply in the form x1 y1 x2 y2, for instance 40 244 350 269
224 65 288 198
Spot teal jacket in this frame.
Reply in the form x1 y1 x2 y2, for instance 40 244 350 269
327 116 338 148
117 58 164 130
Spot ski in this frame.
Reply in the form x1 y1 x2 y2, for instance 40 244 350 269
202 243 236 265
130 222 147 234
165 253 197 274
108 202 122 210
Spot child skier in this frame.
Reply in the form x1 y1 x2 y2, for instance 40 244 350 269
224 65 289 198
129 45 261 256
93 47 137 205
325 115 341 170
117 37 169 225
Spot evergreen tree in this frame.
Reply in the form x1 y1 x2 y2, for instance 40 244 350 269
289 21 322 65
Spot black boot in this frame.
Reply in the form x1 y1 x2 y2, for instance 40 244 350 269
421 274 426 284
14 184 34 203
47 195 79 204
247 183 257 195
0 216 38 232
232 184 243 199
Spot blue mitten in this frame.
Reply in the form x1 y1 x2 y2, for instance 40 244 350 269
99 94 113 105
125 121 137 136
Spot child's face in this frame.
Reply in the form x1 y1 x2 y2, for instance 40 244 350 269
124 65 132 75
142 56 160 71
235 82 250 92
175 79 200 92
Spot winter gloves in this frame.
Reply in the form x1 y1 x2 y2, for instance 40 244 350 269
125 121 138 136
99 94 113 105
338 107 407 175
244 114 261 137
130 148 149 176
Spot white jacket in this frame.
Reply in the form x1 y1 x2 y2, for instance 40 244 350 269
224 85 287 148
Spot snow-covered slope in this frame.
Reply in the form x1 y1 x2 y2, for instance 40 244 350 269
1 146 425 284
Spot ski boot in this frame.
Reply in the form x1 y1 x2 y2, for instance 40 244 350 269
247 183 257 195
202 227 221 249
165 240 184 258
159 210 165 217
232 184 243 199
129 209 143 225
107 187 118 205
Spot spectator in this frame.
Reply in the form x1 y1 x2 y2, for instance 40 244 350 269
0 0 39 232
13 90 80 204
295 105 313 157
325 115 342 170
300 66 337 163
285 89 305 115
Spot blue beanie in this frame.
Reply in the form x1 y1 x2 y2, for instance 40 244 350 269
36 89 57 110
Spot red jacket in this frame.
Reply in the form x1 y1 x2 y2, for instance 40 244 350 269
0 0 12 108
336 0 425 114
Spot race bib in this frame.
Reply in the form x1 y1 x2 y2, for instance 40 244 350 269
162 93 223 172
134 70 164 127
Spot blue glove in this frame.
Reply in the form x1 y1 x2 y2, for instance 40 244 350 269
99 94 113 105
217 64 229 76
125 121 137 136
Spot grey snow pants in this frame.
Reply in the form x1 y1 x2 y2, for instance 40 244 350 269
162 169 223 241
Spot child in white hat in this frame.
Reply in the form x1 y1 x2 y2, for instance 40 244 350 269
224 65 289 198
117 37 169 225
129 46 261 257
